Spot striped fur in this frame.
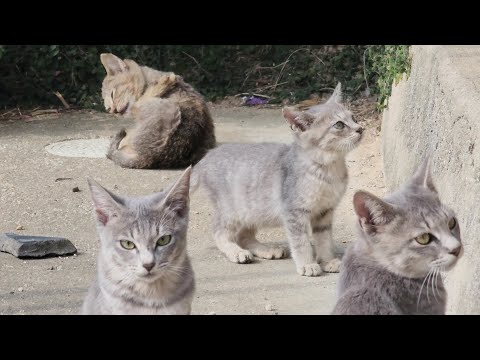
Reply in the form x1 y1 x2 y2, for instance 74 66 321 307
100 53 216 169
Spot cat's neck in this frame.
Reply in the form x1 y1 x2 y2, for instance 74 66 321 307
290 142 347 183
291 141 346 167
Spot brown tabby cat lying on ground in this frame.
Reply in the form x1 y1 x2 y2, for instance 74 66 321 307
100 53 216 169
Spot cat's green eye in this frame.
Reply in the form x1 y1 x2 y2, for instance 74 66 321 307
157 235 172 247
415 233 431 245
333 122 345 129
120 240 136 250
448 218 457 230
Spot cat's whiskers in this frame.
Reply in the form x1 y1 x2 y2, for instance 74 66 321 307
431 267 439 301
435 268 440 300
165 264 194 280
417 268 433 310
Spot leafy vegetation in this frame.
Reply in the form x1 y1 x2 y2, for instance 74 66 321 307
0 45 411 111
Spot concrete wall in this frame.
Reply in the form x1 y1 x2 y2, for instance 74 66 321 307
382 45 480 314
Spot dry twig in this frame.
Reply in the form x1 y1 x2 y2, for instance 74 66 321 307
54 91 70 109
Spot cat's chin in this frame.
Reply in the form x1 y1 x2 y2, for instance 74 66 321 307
137 272 162 283
336 137 362 154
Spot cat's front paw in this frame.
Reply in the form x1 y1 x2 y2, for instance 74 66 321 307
323 258 342 273
226 250 254 264
297 263 323 277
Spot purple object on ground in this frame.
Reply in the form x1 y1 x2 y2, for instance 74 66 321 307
244 96 269 106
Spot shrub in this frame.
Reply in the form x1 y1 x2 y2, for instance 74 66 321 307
0 45 410 110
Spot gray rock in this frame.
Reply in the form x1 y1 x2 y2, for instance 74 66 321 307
0 233 77 258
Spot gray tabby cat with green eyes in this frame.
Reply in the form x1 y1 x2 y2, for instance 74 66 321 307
332 158 463 315
191 83 363 276
81 167 195 315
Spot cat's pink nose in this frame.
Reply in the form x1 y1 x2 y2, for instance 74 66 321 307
143 263 155 272
449 246 461 257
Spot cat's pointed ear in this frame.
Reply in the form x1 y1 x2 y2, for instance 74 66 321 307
327 82 342 104
282 107 314 132
87 178 125 226
100 53 128 76
353 191 397 235
123 59 142 74
161 166 191 218
409 157 437 193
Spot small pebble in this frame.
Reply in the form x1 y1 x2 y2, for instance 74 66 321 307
72 187 80 192
16 225 25 231
265 304 274 311
17 287 24 292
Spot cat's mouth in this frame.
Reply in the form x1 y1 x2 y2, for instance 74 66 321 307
431 255 459 271
140 263 168 277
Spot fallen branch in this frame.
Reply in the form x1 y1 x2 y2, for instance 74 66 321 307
1 109 16 117
31 109 58 116
256 81 288 92
233 93 272 99
53 91 70 109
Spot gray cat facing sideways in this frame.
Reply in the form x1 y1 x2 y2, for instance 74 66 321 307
81 167 195 315
191 84 363 276
332 158 462 315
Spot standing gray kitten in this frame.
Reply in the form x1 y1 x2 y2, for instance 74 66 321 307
81 167 195 315
191 84 363 276
332 158 462 315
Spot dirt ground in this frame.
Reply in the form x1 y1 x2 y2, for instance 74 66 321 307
0 100 385 315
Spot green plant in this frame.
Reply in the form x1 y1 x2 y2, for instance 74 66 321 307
365 45 412 110
0 45 411 111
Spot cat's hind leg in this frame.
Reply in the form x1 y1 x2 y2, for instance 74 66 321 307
107 132 149 169
237 227 289 260
213 218 254 264
106 128 127 160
